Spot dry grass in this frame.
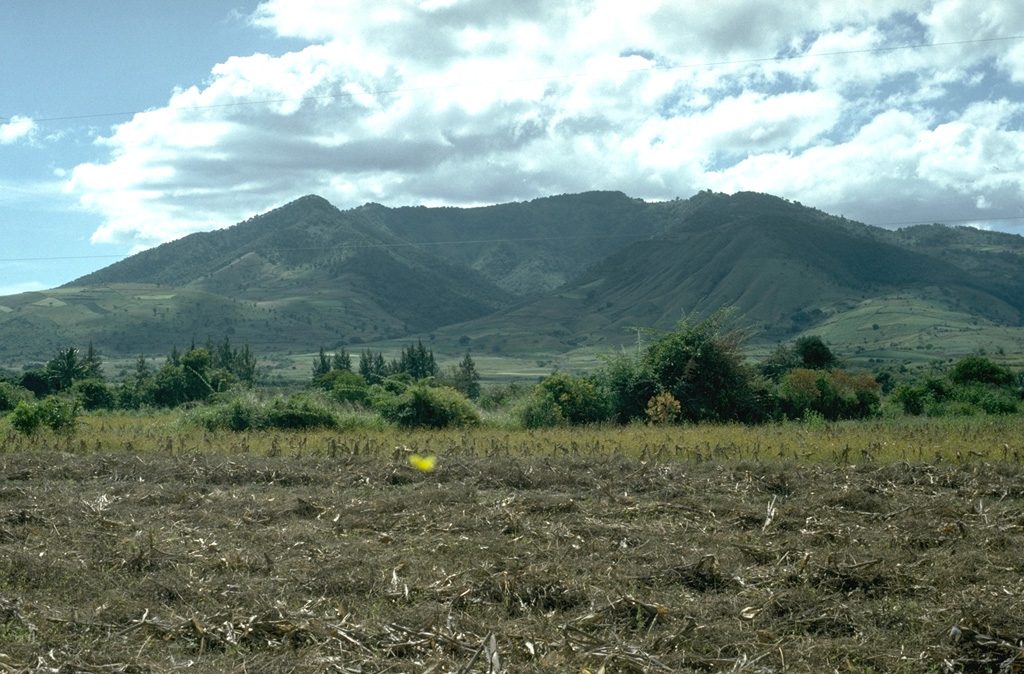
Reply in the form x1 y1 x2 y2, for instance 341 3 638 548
0 416 1023 672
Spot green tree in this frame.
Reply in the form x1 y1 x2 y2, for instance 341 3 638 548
72 379 115 411
359 350 390 386
332 348 352 372
641 310 757 423
82 341 104 380
451 351 481 400
793 336 839 370
396 340 439 381
46 347 87 391
377 383 480 429
529 373 610 426
312 346 332 380
949 356 1014 387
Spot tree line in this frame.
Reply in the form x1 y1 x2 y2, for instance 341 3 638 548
2 313 1022 433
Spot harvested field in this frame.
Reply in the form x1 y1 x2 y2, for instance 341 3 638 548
1 426 1023 672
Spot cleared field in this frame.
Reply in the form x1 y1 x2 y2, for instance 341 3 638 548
1 418 1023 672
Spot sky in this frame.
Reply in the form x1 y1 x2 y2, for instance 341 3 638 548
3 0 1024 296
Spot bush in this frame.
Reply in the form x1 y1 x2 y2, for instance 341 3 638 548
186 393 338 431
72 379 116 411
534 373 610 425
515 389 566 429
777 368 880 421
377 384 480 429
9 397 79 434
0 381 31 412
264 395 339 430
949 356 1014 387
322 369 368 404
640 310 759 423
646 391 682 424
9 400 43 434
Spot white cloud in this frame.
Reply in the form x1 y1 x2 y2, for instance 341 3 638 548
0 281 47 297
64 0 1024 248
1 116 36 144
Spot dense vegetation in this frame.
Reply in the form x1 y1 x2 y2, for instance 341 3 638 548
3 309 1021 435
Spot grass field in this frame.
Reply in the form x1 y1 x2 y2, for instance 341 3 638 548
1 416 1023 672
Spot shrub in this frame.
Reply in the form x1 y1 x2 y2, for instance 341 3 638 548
72 379 116 411
9 397 79 435
640 310 758 423
263 395 338 430
949 356 1014 387
777 368 880 421
9 400 43 434
0 381 31 412
534 373 610 425
323 369 368 404
186 393 338 431
891 384 926 416
378 384 480 429
646 391 682 424
515 389 566 429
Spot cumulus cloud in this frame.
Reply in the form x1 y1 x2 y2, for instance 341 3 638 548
65 0 1024 248
1 116 36 144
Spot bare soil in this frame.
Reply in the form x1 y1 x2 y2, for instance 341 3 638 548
1 445 1023 673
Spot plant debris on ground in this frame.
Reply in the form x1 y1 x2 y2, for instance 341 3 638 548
1 434 1023 672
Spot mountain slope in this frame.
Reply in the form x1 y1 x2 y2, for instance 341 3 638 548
66 195 516 339
444 192 1024 353
3 190 1024 369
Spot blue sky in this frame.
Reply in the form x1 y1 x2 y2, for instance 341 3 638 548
3 1 1024 295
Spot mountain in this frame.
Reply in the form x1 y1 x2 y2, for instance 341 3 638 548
431 191 1024 356
2 190 1023 370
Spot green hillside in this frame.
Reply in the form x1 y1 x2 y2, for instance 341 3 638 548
2 190 1024 374
431 192 1024 363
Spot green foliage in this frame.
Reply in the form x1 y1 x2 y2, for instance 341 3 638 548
535 373 610 426
887 355 1020 417
450 352 481 400
9 397 79 435
515 389 566 428
597 351 657 424
777 368 881 421
396 340 439 381
760 336 839 381
793 336 840 370
312 347 356 389
375 383 480 429
640 310 758 423
0 381 32 412
949 356 1014 387
71 379 116 411
46 347 88 392
477 382 527 412
319 369 368 404
8 401 43 434
186 392 338 432
359 350 390 386
18 370 52 398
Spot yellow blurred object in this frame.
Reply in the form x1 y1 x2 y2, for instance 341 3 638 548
408 454 437 472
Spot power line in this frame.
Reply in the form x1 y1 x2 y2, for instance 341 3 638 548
6 34 1023 125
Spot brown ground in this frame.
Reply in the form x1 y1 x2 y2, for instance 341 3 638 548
1 446 1023 673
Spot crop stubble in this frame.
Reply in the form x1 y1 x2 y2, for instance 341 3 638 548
0 436 1023 673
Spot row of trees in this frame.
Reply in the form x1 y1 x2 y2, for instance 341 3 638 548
311 340 480 402
2 315 1021 433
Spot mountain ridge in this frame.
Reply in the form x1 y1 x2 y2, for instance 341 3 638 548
1 190 1022 370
